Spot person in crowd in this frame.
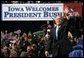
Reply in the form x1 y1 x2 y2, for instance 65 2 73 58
31 44 38 56
19 33 31 52
68 30 83 57
1 45 9 57
20 45 36 57
27 31 32 44
45 15 73 57
10 49 18 57
63 7 82 40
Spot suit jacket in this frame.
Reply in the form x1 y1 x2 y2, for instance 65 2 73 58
45 17 73 57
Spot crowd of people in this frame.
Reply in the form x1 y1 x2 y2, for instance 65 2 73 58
1 6 83 57
1 29 46 57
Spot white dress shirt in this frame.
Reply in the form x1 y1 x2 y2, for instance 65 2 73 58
56 25 60 40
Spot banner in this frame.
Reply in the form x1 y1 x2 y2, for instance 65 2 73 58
2 4 63 21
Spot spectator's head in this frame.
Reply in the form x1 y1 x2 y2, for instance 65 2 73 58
22 33 28 40
31 44 37 51
1 31 5 39
1 31 4 35
54 16 62 26
23 33 27 37
9 32 13 39
40 37 45 43
5 30 8 34
1 45 5 54
10 49 18 57
1 45 7 56
26 45 32 53
28 32 32 39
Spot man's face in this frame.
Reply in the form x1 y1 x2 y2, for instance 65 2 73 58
27 46 31 52
55 16 62 26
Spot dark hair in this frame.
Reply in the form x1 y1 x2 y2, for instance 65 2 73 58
10 49 18 57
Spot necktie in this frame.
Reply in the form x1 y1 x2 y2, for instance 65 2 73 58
56 26 59 40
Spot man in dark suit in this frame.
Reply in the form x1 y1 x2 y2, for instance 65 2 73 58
45 15 73 57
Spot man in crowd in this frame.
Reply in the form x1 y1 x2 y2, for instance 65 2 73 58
45 11 78 57
45 15 73 57
45 6 82 57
